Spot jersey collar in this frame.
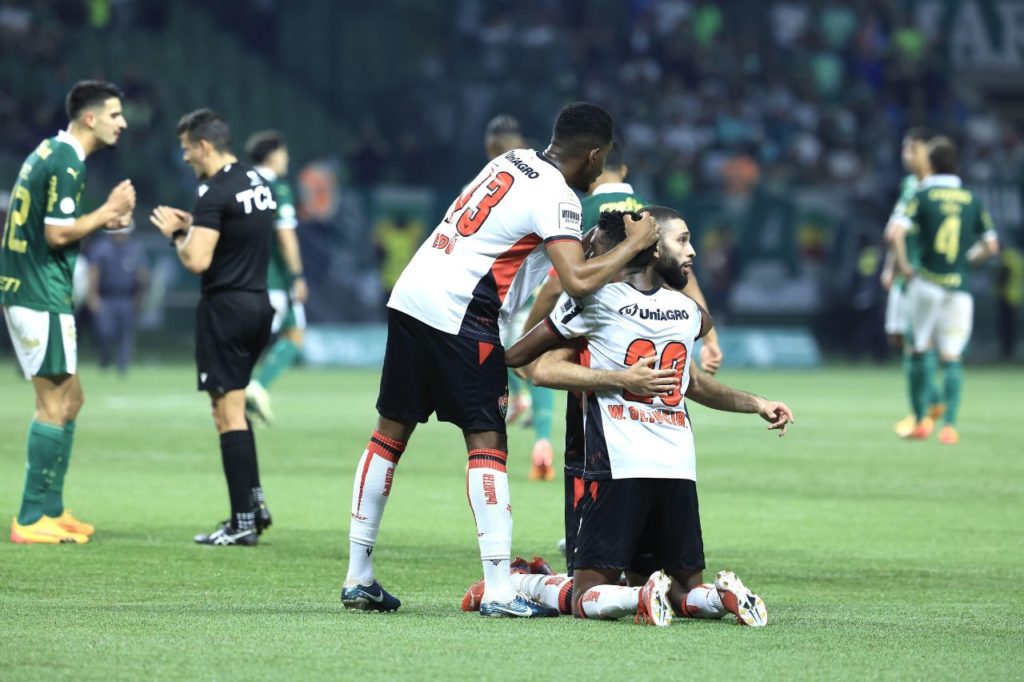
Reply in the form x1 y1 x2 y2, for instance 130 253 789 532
625 280 660 296
56 128 86 162
921 174 962 189
536 149 559 169
591 182 634 196
255 165 277 181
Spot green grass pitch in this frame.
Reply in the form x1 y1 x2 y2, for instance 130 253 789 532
1 363 1022 680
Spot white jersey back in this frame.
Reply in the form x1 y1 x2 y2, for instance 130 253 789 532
388 149 583 342
548 283 703 480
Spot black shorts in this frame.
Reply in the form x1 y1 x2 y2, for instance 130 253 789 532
573 477 705 573
376 309 508 432
564 474 582 575
195 291 273 393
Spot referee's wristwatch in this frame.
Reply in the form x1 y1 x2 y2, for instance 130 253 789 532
169 229 187 246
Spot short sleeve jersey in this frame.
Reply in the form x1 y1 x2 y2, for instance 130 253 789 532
547 282 703 481
191 163 275 295
387 149 583 342
580 183 649 231
0 130 88 313
254 167 298 292
905 174 997 291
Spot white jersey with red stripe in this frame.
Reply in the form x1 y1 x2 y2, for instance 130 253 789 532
388 149 583 342
547 283 703 481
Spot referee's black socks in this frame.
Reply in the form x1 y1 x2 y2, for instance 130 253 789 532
220 430 259 531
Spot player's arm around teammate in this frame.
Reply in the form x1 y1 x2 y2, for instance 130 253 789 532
545 212 656 298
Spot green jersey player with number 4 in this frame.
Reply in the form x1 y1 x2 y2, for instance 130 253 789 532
244 131 306 425
891 137 1000 444
882 129 945 438
1 80 135 544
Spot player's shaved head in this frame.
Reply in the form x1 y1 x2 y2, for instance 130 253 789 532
546 102 614 192
551 102 613 156
66 80 124 121
177 108 232 153
927 136 958 175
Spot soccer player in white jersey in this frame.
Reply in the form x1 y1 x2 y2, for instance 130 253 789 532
497 208 794 626
341 103 659 617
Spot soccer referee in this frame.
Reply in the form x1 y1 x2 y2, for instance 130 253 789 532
150 109 275 546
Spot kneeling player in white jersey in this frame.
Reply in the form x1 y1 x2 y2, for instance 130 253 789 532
341 103 659 617
499 208 794 625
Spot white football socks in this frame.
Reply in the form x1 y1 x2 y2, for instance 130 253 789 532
681 583 727 618
510 573 573 614
578 585 640 620
345 432 405 586
467 449 514 602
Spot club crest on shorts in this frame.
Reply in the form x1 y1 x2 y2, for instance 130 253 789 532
498 391 509 419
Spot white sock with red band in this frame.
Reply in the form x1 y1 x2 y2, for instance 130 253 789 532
578 585 640 620
511 573 574 614
345 432 405 586
681 583 727 618
467 448 515 602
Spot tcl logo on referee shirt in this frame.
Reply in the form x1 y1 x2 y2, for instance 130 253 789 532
235 170 277 214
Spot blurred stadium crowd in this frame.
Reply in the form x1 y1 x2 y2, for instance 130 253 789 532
1 0 1022 360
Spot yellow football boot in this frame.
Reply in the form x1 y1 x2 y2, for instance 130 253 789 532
893 414 916 437
10 516 88 544
903 417 934 440
54 510 95 536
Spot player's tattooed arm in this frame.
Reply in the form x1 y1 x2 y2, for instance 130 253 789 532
546 212 657 297
532 345 677 396
686 364 795 436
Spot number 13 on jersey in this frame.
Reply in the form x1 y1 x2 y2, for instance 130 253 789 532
444 169 515 237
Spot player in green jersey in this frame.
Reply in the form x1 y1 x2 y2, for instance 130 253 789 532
882 128 946 437
1 80 135 543
892 137 1000 444
243 131 306 424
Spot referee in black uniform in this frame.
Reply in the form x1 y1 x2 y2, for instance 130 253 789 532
150 109 275 546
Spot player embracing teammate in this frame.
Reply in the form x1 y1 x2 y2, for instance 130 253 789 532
341 103 662 617
462 208 794 626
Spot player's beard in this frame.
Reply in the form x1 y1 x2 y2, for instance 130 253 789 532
656 257 689 291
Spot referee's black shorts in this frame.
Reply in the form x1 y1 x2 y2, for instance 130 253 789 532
573 477 705 574
376 308 508 433
195 290 273 394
